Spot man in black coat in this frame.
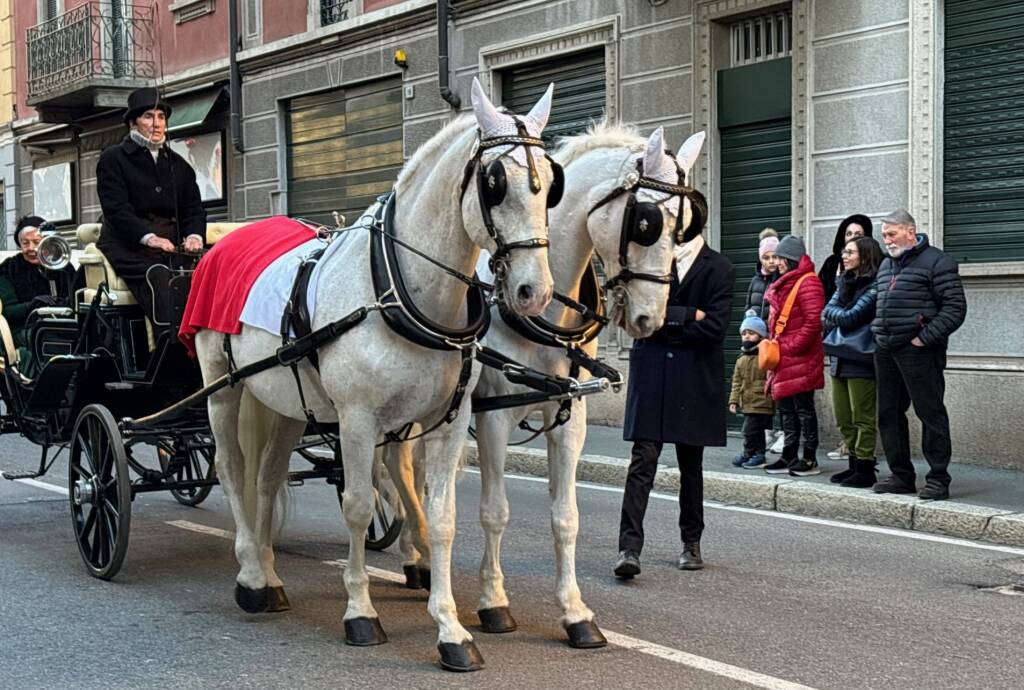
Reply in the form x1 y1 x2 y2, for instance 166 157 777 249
96 87 206 320
614 225 735 578
871 209 966 500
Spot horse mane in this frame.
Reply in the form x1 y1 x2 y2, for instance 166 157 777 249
395 115 477 196
552 120 646 166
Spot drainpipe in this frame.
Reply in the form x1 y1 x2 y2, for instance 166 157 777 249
229 0 244 152
437 0 461 109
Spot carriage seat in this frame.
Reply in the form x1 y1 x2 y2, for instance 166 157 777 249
76 223 138 307
0 296 20 371
75 222 253 308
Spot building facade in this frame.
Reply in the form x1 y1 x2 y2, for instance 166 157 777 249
0 0 16 243
13 0 1024 468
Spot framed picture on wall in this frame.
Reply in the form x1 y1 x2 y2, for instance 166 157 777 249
169 130 225 202
31 162 74 224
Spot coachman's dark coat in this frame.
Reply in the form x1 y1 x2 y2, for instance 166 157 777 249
96 136 206 283
623 244 735 446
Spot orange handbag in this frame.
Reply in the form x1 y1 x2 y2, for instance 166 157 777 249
758 274 813 371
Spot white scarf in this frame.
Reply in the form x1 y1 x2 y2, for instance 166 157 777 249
129 128 163 162
674 234 705 281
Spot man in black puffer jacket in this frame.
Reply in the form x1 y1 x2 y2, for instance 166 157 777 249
871 210 966 500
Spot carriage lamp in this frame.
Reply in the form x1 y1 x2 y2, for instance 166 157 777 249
393 48 408 69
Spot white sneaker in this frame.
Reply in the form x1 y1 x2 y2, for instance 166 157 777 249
768 433 785 455
826 442 849 460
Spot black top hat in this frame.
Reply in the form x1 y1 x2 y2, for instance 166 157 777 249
124 87 172 125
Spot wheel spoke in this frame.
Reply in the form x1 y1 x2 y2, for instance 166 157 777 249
78 429 97 475
70 461 88 479
89 513 103 563
101 503 117 548
103 497 119 519
78 506 97 539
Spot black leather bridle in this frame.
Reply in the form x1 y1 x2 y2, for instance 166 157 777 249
459 118 562 286
586 158 708 297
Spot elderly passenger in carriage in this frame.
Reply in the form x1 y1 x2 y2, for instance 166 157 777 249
0 215 79 373
95 87 206 321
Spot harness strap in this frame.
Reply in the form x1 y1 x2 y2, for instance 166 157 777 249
379 346 475 446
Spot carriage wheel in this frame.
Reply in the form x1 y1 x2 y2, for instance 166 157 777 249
68 404 132 580
336 472 403 552
170 442 216 507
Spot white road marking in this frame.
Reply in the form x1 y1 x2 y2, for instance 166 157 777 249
12 478 69 495
468 468 1024 557
165 518 820 690
165 519 233 539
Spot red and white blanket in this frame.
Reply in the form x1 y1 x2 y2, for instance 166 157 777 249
178 216 317 356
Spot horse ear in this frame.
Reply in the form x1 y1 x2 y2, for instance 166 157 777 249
642 126 667 175
471 77 505 136
675 131 706 172
525 82 554 133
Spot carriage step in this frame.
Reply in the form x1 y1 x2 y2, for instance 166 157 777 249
2 470 42 481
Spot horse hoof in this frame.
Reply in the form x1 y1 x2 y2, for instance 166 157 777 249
266 586 291 613
478 606 517 633
344 617 388 646
234 584 270 614
403 564 421 590
437 641 485 672
565 620 608 649
417 568 431 592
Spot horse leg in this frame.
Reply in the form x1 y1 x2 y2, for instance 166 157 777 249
252 407 307 613
545 398 606 649
337 410 387 646
423 419 484 671
201 347 268 613
382 441 431 590
474 411 517 633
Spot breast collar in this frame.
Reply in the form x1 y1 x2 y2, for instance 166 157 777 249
369 192 491 351
497 260 606 348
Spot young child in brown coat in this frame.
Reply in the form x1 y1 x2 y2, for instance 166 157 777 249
729 310 775 468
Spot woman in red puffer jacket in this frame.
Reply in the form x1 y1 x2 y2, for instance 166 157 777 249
763 235 825 477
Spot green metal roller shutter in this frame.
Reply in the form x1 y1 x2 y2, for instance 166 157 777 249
944 0 1024 263
500 49 606 144
286 78 403 226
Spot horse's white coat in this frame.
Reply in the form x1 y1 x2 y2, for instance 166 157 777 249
194 78 560 659
389 124 708 633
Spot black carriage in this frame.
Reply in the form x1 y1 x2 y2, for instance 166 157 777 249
0 223 401 580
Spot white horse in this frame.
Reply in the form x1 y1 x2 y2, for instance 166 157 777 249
193 78 560 672
386 123 707 646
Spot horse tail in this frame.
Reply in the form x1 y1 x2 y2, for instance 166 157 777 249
238 388 275 525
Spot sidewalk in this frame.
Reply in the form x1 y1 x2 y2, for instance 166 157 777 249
463 425 1024 548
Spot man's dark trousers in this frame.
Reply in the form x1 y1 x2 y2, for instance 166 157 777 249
875 345 952 487
618 441 704 553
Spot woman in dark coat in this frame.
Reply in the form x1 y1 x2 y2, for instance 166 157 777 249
821 236 883 488
96 87 206 320
614 227 735 578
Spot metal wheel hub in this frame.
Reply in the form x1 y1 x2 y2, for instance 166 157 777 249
73 477 98 506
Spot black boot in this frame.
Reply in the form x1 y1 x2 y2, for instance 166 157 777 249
830 454 856 484
841 457 877 488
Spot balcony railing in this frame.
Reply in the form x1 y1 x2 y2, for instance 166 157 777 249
27 2 157 103
321 0 355 27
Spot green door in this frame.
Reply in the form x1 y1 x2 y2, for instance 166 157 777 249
500 48 606 144
286 78 403 226
944 0 1024 263
718 58 792 429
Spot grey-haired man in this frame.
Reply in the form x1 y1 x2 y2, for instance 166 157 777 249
871 210 966 500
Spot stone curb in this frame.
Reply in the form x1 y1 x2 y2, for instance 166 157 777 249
463 443 1024 549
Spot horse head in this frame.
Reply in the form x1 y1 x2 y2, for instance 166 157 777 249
461 77 556 317
585 127 707 339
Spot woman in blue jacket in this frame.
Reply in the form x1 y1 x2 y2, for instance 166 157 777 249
821 236 883 487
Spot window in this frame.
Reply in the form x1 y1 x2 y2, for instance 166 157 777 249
321 0 355 27
730 10 792 67
169 131 225 202
32 162 75 224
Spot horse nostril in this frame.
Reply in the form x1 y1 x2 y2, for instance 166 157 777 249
517 284 533 304
634 315 650 332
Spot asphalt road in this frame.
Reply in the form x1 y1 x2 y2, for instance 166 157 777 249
2 435 1023 690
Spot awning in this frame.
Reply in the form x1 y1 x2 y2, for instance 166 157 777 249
20 124 79 147
167 87 225 132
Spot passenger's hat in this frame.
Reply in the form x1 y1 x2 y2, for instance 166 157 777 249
14 215 46 244
775 234 807 263
124 87 172 125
